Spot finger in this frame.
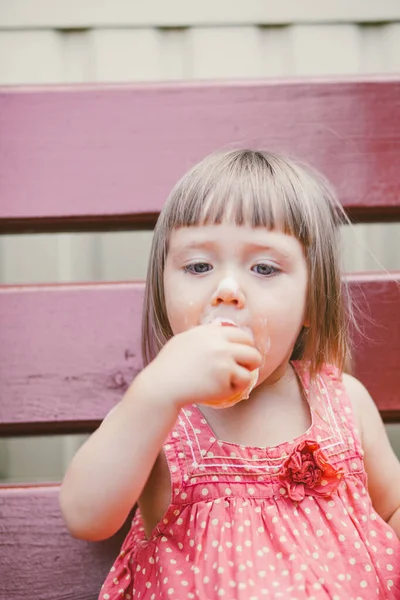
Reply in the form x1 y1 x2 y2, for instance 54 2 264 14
216 325 255 346
230 365 254 391
231 344 262 371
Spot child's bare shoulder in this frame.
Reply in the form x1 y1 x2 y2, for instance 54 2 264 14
342 372 378 440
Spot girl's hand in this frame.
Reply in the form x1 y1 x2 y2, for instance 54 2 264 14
144 324 262 408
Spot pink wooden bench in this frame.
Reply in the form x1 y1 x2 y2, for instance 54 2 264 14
1 77 400 599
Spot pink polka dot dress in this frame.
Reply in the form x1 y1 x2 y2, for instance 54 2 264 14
100 363 400 599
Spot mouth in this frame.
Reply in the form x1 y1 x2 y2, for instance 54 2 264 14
211 318 238 327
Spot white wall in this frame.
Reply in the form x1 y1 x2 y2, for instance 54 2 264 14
1 2 400 481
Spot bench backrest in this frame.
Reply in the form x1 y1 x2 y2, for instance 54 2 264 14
1 78 400 600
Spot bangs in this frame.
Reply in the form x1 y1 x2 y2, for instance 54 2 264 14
160 150 343 247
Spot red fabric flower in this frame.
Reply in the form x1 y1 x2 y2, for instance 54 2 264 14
279 440 344 502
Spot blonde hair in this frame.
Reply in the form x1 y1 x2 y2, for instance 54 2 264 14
142 149 352 378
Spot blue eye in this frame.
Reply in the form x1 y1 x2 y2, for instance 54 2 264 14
252 264 279 276
183 263 212 274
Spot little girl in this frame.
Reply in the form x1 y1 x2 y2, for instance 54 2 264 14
61 150 400 599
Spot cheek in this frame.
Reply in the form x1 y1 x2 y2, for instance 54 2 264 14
252 280 307 349
164 280 203 334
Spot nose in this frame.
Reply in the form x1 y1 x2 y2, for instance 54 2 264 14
211 276 245 308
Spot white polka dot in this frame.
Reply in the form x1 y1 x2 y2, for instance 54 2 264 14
387 564 394 571
202 488 209 496
248 487 255 495
338 535 345 542
360 581 367 588
212 518 218 525
181 492 187 499
313 583 321 590
316 530 324 537
225 487 231 495
386 531 394 539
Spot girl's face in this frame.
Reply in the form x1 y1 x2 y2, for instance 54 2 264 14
164 222 309 385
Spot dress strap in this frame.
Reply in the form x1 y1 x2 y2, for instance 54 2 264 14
163 406 214 494
293 362 364 461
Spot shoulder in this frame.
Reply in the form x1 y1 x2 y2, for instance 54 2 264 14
340 374 400 522
341 371 381 445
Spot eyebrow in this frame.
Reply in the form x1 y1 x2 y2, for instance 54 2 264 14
171 240 293 259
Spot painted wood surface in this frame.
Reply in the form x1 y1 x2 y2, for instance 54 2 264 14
0 485 128 600
1 0 399 28
1 78 400 233
1 273 399 435
0 283 144 435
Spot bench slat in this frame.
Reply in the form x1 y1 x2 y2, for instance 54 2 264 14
1 78 400 233
0 283 144 435
1 274 399 435
0 486 127 600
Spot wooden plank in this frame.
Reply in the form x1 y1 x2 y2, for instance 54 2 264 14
0 283 144 435
0 274 399 435
1 78 400 233
1 0 399 28
0 485 128 600
348 273 400 421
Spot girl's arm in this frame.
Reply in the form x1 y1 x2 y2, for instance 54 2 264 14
343 373 400 538
60 368 180 541
60 324 260 542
